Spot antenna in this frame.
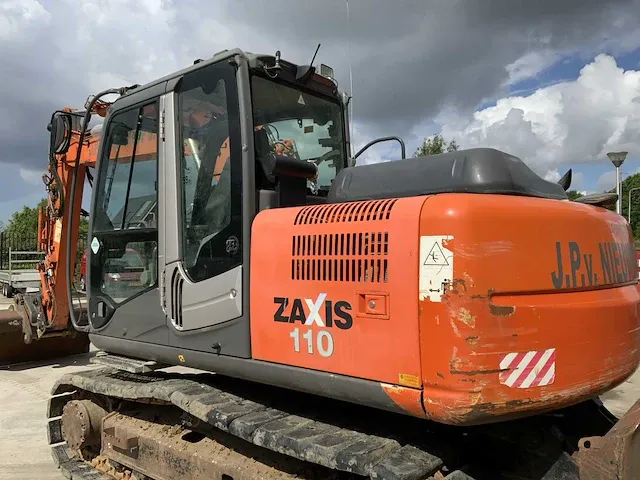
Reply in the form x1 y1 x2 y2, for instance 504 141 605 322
309 43 321 68
295 44 322 82
346 0 355 157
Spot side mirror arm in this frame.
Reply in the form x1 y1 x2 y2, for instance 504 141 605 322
352 136 406 163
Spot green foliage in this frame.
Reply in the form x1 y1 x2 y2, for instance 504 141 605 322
78 216 89 239
603 172 640 238
4 198 88 241
566 190 584 201
3 199 88 275
3 198 47 240
414 133 459 156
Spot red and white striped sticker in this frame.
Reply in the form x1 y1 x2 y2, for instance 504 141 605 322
499 348 556 388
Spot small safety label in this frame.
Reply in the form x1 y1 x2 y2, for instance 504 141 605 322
419 235 454 302
91 237 100 254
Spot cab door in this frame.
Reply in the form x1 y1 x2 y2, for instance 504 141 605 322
162 57 250 358
87 96 167 344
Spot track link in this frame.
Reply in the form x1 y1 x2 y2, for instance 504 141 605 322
47 367 474 480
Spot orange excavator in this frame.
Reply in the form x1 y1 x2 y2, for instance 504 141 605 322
1 48 640 479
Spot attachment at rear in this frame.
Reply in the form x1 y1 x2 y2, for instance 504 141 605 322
572 397 640 479
0 299 89 366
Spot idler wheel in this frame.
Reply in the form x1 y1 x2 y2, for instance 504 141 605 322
61 400 107 451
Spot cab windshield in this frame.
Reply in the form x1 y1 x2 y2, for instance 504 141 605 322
250 75 346 191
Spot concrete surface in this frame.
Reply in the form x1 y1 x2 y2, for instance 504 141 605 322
0 295 639 480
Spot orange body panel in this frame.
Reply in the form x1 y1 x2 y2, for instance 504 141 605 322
250 193 640 426
417 193 640 424
250 198 425 386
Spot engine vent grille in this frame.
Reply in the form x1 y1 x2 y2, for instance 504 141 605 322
291 232 389 283
170 268 184 328
293 199 397 225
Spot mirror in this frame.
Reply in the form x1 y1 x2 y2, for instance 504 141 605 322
352 136 407 162
47 112 73 155
112 123 131 146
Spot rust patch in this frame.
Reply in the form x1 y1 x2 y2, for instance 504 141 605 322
449 351 486 375
572 396 640 479
436 372 444 379
450 367 504 376
465 335 479 345
456 307 475 327
489 304 515 316
449 277 468 294
471 288 496 300
450 317 460 337
381 383 427 418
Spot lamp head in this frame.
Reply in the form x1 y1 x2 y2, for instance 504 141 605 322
607 151 628 168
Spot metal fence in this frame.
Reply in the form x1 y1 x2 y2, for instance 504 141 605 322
0 232 87 274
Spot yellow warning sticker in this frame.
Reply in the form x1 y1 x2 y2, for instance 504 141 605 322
398 373 420 388
178 354 185 363
54 219 62 243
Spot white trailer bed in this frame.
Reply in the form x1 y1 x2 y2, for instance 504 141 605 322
0 249 43 297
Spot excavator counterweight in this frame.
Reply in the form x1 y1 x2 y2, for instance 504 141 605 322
2 47 640 479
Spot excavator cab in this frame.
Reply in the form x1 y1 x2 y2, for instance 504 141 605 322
54 50 350 350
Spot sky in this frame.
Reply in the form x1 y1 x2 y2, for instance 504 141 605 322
2 0 640 224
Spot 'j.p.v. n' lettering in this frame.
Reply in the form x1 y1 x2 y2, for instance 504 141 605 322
550 241 637 290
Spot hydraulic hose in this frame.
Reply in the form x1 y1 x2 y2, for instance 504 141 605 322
66 87 130 333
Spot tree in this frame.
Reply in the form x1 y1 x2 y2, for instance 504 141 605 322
602 172 640 239
3 198 88 248
566 190 584 201
3 198 47 242
414 133 459 157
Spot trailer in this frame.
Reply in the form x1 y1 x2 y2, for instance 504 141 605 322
0 249 43 298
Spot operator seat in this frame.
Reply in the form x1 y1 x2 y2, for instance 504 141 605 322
254 127 276 190
203 155 232 231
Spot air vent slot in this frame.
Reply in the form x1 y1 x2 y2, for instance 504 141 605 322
294 199 397 225
291 232 389 283
170 268 184 328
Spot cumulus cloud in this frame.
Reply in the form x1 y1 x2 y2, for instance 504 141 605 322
1 0 640 221
19 167 43 186
437 54 640 179
350 126 406 165
596 170 618 192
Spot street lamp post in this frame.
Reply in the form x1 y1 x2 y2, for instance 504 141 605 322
608 151 628 215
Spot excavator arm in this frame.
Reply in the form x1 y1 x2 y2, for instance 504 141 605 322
0 95 126 364
37 104 105 334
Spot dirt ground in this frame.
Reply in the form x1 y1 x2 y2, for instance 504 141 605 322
1 297 639 480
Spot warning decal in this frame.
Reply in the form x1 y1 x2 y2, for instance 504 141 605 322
419 235 453 302
91 237 100 254
297 94 305 105
423 241 449 266
499 348 556 388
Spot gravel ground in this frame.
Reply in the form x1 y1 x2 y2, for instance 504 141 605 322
0 296 639 480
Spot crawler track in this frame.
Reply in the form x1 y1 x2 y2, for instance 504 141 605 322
46 367 595 479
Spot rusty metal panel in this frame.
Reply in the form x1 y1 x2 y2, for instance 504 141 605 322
573 397 640 479
0 308 90 366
